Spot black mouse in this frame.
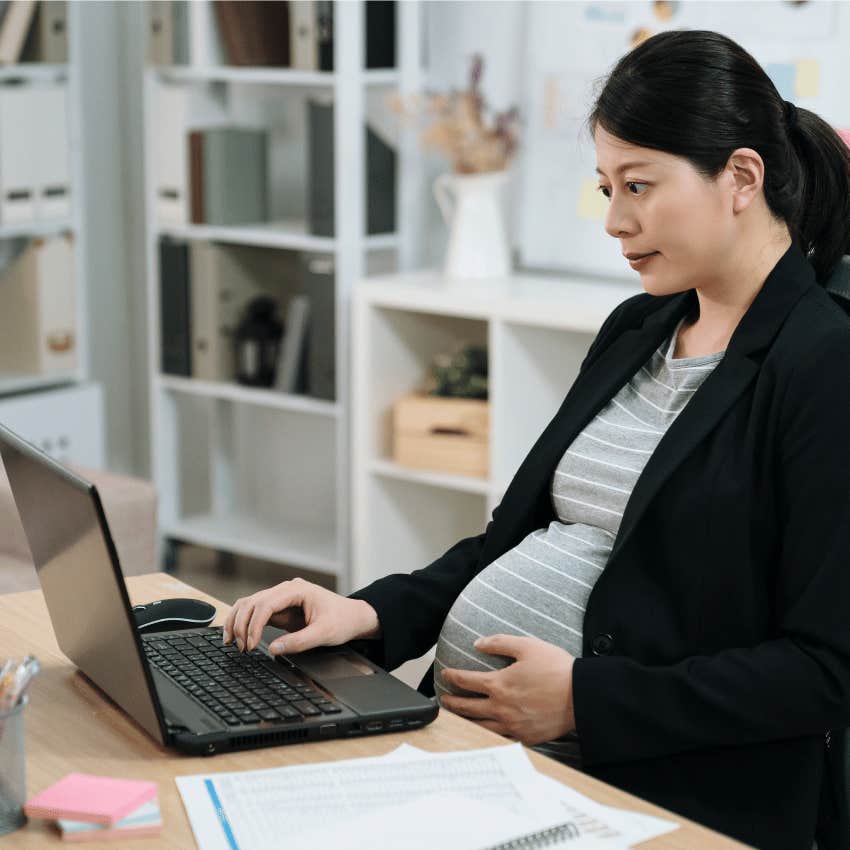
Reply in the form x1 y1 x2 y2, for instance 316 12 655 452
132 598 216 633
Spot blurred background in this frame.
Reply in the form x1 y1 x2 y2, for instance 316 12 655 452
0 1 847 641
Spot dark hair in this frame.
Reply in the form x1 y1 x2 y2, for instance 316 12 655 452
585 30 850 285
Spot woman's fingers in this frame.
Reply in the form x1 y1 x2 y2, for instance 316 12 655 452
440 694 496 721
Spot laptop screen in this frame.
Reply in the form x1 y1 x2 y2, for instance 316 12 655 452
0 423 166 745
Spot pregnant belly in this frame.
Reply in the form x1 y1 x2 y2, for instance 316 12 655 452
433 553 587 702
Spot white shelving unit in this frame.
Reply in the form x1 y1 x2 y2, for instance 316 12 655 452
0 6 103 468
351 270 642 592
144 1 423 587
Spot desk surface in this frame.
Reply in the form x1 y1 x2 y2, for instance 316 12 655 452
0 573 750 849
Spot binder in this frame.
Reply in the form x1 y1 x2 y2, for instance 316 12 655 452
289 0 317 70
33 84 71 220
0 86 36 223
146 0 173 66
0 235 76 375
190 127 268 226
154 86 188 224
159 239 191 377
307 99 396 236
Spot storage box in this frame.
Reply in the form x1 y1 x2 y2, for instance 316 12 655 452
393 394 489 478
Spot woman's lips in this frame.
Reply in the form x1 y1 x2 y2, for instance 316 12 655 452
628 252 660 269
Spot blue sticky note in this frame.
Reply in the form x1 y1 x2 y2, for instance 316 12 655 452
765 63 796 101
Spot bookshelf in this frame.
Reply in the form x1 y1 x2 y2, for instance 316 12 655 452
0 2 104 468
351 270 643 592
143 1 423 587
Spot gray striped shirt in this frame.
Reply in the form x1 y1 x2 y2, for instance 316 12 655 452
434 317 725 767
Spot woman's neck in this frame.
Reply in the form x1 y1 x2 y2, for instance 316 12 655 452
673 233 793 359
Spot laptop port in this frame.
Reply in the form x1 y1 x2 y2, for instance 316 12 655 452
407 719 423 727
388 719 404 729
365 720 383 732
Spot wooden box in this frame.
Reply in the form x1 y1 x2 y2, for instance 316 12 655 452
393 394 489 478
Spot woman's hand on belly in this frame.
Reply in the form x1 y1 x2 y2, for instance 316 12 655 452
440 634 576 745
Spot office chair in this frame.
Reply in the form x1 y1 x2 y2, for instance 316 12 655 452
816 254 850 850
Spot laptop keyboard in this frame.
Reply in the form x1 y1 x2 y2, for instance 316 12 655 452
142 626 343 727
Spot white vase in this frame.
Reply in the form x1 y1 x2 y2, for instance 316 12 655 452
433 170 511 280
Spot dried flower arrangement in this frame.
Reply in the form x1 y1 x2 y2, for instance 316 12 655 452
389 54 520 175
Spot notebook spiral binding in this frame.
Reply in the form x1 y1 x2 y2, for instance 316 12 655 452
484 820 581 849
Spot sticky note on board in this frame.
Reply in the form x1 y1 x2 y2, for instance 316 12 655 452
795 59 820 98
577 178 608 221
765 63 795 101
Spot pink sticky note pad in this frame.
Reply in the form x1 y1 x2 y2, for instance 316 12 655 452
24 773 158 826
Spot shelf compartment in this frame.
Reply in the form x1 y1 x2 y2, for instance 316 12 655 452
158 375 339 417
163 513 338 573
370 458 491 495
366 306 489 463
356 475 487 589
162 394 339 576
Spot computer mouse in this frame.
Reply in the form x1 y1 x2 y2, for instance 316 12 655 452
132 598 217 633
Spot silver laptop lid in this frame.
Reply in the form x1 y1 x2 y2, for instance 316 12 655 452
0 423 167 745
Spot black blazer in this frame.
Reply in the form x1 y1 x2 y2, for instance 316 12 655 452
350 242 850 850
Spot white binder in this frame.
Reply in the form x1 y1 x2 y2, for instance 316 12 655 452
0 87 37 223
0 234 76 375
33 85 71 221
154 85 188 224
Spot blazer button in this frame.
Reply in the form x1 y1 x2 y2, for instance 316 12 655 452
592 634 614 656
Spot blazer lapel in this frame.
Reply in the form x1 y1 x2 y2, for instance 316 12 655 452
606 241 816 566
491 242 816 571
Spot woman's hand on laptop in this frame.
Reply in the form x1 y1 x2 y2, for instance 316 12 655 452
222 577 381 655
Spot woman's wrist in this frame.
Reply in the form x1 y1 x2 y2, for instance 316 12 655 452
352 599 382 640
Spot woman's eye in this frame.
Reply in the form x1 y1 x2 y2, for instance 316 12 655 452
595 182 647 200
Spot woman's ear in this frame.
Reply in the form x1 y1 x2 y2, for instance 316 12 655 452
726 147 765 215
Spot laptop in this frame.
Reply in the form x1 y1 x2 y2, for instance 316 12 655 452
0 423 437 756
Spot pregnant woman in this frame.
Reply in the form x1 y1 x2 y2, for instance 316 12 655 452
224 29 850 850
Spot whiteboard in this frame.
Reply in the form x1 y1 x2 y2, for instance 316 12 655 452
516 0 844 279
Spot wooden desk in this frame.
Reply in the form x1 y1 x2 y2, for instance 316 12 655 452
0 573 749 849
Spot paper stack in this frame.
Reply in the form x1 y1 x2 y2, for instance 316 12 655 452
176 743 679 850
24 773 161 842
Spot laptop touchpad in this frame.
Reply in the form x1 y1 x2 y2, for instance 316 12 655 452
296 652 375 680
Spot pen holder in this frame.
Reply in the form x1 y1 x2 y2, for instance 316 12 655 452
0 696 27 835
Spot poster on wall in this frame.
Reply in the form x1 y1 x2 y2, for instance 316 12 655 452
517 0 841 280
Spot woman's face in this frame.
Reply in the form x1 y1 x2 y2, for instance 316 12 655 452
594 125 738 296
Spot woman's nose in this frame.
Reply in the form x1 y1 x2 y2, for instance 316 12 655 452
604 196 636 240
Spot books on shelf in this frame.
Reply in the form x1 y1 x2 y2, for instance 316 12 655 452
290 0 396 71
0 0 36 65
307 98 396 237
0 234 76 376
20 1 67 63
214 0 290 67
0 80 70 223
299 252 335 400
274 293 309 393
189 127 268 226
189 241 275 382
145 0 188 66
